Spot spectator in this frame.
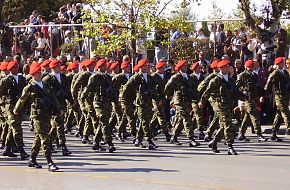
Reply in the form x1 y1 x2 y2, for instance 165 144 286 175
34 31 49 56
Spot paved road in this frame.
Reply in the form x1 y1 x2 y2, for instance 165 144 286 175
0 121 290 190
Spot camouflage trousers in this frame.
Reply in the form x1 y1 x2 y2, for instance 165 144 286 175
108 102 123 133
119 101 137 137
31 115 52 158
240 100 262 134
6 110 24 148
150 101 168 133
172 103 194 138
272 95 290 132
136 104 153 141
49 115 66 146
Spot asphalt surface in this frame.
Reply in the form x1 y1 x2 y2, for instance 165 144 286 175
0 121 290 190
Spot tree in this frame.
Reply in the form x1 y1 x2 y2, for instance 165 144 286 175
239 0 290 65
0 0 73 24
81 0 198 63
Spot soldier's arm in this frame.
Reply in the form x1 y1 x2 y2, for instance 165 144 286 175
81 75 95 102
264 74 273 93
164 75 176 98
14 85 31 114
122 75 137 99
71 73 83 99
200 77 217 104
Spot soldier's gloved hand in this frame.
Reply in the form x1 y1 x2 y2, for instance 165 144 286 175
198 102 204 108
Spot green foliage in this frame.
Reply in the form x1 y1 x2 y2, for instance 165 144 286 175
2 0 72 23
169 37 213 65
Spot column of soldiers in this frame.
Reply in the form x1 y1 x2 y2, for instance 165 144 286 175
0 55 290 172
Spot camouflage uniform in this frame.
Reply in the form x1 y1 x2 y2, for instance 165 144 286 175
164 72 200 146
82 71 117 152
43 72 73 155
236 70 266 140
0 74 28 158
122 72 157 148
264 69 290 140
14 80 60 167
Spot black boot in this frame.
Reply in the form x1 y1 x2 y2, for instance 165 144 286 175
164 131 172 142
257 134 267 142
62 145 72 156
108 141 116 153
19 146 30 160
204 134 212 142
228 145 238 155
81 135 90 144
238 133 250 142
28 155 42 169
170 136 182 145
189 137 201 147
2 147 17 157
270 131 282 142
92 143 106 152
199 131 205 140
123 131 131 139
134 139 146 148
208 139 220 153
147 138 158 150
48 163 59 172
285 128 290 135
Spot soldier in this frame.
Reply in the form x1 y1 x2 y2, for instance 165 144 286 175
111 60 132 141
197 60 220 142
264 57 290 141
0 60 29 159
40 59 51 78
14 62 59 172
199 60 246 155
43 59 74 156
65 62 80 134
149 60 171 141
71 59 96 141
122 59 158 149
81 59 116 152
190 62 206 140
236 60 267 142
0 62 10 149
165 60 200 147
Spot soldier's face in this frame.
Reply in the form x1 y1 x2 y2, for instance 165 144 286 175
219 65 229 75
278 62 285 69
140 64 149 73
180 64 187 73
53 65 60 73
246 65 254 72
10 65 19 75
99 64 107 72
33 71 42 81
123 65 131 73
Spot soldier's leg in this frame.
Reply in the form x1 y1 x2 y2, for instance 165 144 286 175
51 115 71 156
82 111 93 143
94 103 115 152
122 103 137 138
136 106 156 149
278 99 290 132
6 113 24 147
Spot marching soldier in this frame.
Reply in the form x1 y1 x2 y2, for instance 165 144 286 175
43 59 74 156
71 59 96 142
264 57 290 141
81 59 117 152
0 60 29 159
199 60 247 155
111 60 132 141
122 59 158 149
165 60 200 147
236 59 267 142
190 62 206 140
197 60 220 142
14 62 60 172
149 60 171 141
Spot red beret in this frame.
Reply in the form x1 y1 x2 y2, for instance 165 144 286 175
70 62 78 70
41 59 51 68
96 59 107 70
7 60 18 71
156 61 165 69
49 60 60 69
67 64 72 72
245 60 255 67
121 60 130 69
137 59 149 68
60 65 66 71
0 62 9 71
210 60 220 69
29 62 41 75
85 59 95 67
107 62 112 69
110 61 119 70
217 60 229 68
80 60 87 68
274 57 284 65
175 60 187 71
133 65 139 72
191 62 199 70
